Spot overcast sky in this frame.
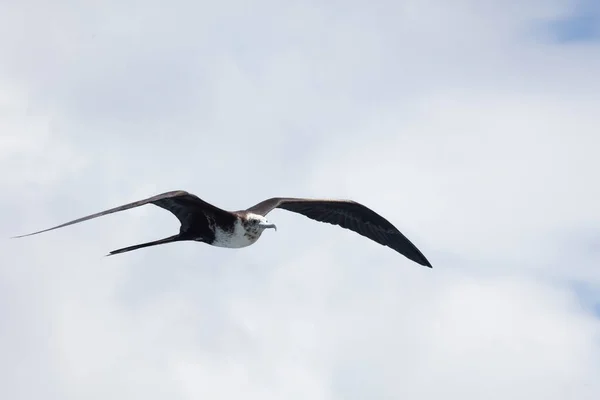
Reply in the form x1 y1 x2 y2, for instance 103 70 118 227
1 0 599 399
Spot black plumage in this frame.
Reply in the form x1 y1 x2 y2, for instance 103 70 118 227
246 197 432 267
13 190 432 267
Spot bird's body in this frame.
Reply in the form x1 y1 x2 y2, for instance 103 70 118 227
13 190 433 268
210 213 267 249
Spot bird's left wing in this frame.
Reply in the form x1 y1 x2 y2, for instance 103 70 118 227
11 190 227 239
246 197 432 268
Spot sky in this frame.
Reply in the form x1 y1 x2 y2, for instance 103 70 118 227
1 0 599 399
550 0 600 41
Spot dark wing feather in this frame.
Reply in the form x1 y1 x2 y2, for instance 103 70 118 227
12 190 233 238
246 197 432 268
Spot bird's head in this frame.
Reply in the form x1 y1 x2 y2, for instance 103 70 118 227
246 213 277 232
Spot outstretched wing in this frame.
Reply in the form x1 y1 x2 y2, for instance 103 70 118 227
12 190 233 238
246 197 432 268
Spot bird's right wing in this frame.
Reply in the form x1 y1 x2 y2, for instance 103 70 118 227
12 190 233 238
246 197 432 267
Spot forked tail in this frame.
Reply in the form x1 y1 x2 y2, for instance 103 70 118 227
106 234 188 256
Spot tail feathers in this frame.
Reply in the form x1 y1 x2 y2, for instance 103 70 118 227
105 234 187 256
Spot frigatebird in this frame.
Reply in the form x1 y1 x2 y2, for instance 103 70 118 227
13 190 432 268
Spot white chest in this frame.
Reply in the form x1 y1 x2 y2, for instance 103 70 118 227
211 219 261 248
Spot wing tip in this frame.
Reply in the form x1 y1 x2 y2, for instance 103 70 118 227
414 253 433 268
10 229 54 239
397 247 433 268
10 233 32 239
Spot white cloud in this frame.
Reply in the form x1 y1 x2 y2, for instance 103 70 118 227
307 89 600 273
1 0 599 399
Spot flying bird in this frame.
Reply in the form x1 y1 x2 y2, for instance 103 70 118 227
12 190 432 268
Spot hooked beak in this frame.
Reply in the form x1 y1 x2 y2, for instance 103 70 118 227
259 221 277 231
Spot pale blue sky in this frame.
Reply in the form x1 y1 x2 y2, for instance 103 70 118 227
550 0 600 42
1 1 599 399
